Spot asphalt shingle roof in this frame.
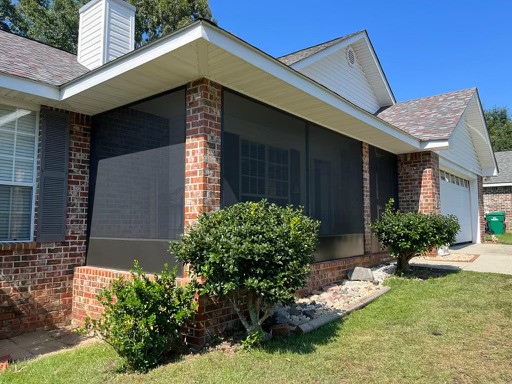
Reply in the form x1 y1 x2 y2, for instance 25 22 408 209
278 31 364 66
484 151 512 184
377 88 476 141
0 30 89 86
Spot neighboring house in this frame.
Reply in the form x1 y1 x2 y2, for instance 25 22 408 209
0 0 496 344
484 151 512 230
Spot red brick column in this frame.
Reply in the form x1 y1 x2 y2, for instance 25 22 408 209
397 151 440 214
362 142 372 254
477 176 485 243
184 79 222 229
0 109 90 338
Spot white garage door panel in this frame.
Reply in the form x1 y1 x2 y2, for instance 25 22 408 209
440 177 472 243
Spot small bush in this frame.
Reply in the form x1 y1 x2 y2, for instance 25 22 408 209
170 200 320 343
82 262 197 372
371 199 460 274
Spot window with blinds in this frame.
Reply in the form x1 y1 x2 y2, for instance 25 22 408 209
0 105 37 241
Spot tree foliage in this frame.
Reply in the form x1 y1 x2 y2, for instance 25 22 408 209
130 0 212 47
0 0 18 32
485 106 512 151
6 0 213 53
371 199 460 274
82 262 197 373
170 200 320 344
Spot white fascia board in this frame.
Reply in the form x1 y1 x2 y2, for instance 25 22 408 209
420 140 450 150
0 74 60 100
201 24 419 149
361 32 396 105
61 23 204 99
290 33 365 71
472 90 498 174
483 182 512 187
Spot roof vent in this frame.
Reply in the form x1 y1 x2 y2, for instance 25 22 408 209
346 46 356 67
77 0 136 70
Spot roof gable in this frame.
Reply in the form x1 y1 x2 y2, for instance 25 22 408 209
278 31 395 111
0 30 89 86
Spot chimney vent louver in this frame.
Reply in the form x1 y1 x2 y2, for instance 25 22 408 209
77 0 136 69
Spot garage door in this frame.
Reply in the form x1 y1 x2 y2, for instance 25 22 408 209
440 170 472 243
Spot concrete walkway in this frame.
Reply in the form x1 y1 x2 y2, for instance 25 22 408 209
0 328 86 362
411 243 512 275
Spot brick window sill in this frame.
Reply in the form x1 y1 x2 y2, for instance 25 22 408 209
0 242 38 251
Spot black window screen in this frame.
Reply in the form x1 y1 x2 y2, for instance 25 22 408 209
369 145 398 222
87 89 185 273
222 91 307 208
222 90 365 261
309 125 363 236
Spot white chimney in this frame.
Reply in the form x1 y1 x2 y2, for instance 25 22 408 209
77 0 136 69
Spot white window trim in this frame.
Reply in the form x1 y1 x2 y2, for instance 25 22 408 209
0 106 39 243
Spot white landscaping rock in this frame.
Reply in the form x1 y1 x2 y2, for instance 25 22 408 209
269 262 396 332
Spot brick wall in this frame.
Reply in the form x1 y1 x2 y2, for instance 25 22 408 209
298 252 392 296
184 79 222 228
483 184 511 232
0 109 90 338
397 151 440 214
72 265 241 347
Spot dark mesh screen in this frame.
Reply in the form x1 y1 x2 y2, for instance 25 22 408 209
222 91 364 260
369 145 398 221
309 125 363 235
87 89 185 273
222 91 307 208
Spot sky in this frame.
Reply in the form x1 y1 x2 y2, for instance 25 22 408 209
209 0 511 111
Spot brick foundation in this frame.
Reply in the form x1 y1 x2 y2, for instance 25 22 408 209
0 109 90 338
397 151 440 214
71 252 391 346
72 265 242 346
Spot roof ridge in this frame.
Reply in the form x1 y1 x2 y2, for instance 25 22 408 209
0 29 77 56
395 87 477 104
277 30 365 60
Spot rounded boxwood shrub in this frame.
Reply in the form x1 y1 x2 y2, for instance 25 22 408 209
82 262 197 372
371 199 460 274
170 200 320 344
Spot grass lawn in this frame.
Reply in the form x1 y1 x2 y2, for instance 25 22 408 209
485 232 512 244
3 270 512 384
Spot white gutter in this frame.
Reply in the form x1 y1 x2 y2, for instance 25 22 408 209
483 182 512 187
0 73 60 100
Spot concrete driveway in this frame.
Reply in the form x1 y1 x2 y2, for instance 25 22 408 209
411 243 512 275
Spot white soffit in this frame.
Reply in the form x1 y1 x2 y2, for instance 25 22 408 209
2 21 420 154
60 22 419 153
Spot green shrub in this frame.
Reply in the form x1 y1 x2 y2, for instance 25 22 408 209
170 200 320 344
82 262 197 372
371 199 460 274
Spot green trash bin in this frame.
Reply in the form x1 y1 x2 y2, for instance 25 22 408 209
486 212 506 235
